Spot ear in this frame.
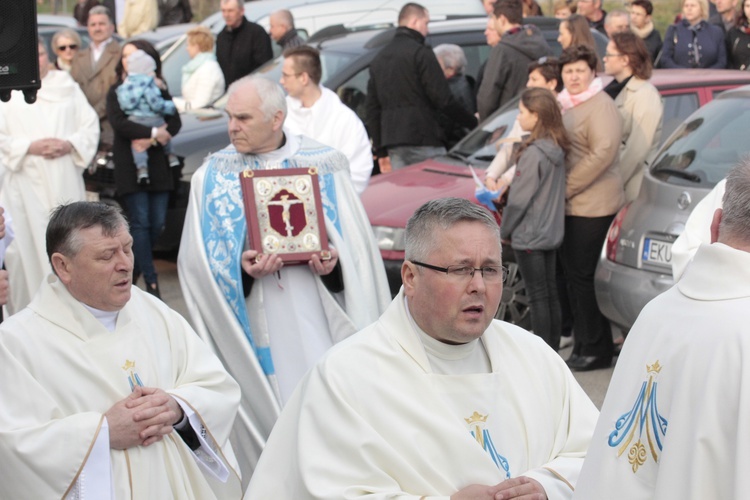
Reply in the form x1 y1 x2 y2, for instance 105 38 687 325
299 71 310 86
271 110 285 132
401 260 418 297
710 208 723 244
51 252 73 285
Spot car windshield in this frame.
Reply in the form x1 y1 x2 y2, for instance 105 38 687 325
650 96 750 188
450 97 520 165
201 50 361 111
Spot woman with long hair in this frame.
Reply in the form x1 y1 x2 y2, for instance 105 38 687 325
727 0 750 69
106 39 181 298
485 57 562 191
558 14 603 70
558 44 624 371
660 0 726 68
604 31 663 201
500 87 569 350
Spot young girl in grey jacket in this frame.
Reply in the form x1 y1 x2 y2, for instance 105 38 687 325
500 87 568 350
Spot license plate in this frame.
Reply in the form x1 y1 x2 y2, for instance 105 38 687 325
642 238 672 265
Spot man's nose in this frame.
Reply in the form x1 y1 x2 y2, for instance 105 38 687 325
467 269 487 293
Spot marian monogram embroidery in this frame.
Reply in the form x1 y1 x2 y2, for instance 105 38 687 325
466 411 510 478
122 359 144 391
607 360 668 473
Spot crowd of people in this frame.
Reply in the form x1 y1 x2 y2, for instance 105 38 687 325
1 0 750 497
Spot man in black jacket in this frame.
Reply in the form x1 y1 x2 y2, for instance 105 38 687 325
364 3 477 172
216 0 273 89
476 0 551 120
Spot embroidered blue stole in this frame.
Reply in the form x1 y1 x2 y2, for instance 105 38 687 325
200 143 344 381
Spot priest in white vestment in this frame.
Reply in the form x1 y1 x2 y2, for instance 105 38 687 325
246 197 599 499
281 46 374 194
0 201 242 499
0 42 99 315
575 161 750 500
177 75 390 485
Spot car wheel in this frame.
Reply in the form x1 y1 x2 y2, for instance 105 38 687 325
494 260 531 330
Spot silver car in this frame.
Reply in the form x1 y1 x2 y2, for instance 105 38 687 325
595 84 750 332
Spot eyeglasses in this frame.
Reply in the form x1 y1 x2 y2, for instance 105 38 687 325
58 44 79 51
281 71 301 79
604 52 624 58
411 261 508 283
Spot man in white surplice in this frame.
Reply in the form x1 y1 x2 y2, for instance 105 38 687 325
575 161 750 499
177 75 390 485
245 197 599 499
0 41 99 314
281 45 374 194
0 202 242 499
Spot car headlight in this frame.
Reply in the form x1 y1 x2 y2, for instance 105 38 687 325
372 226 406 251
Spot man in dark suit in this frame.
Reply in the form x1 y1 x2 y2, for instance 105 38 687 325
216 0 273 88
71 5 122 149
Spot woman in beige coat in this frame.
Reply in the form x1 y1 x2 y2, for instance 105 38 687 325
604 31 663 201
558 44 625 372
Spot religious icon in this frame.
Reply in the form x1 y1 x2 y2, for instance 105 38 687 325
240 168 329 264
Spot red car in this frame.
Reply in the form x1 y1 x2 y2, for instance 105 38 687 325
361 69 750 327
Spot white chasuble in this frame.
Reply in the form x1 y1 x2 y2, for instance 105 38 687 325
576 242 750 500
0 70 99 314
0 276 242 499
246 290 599 499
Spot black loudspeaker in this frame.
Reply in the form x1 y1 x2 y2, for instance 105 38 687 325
0 2 41 104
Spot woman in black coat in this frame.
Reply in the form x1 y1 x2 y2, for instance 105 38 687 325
727 0 750 69
106 39 181 298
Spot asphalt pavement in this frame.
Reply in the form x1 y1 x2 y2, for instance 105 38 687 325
154 258 615 409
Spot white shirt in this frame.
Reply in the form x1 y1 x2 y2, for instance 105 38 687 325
285 87 373 194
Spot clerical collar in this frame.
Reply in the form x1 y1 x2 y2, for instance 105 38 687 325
404 296 480 360
248 130 297 167
81 303 119 332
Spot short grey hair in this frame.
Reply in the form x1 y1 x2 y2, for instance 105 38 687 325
720 158 750 243
405 198 501 262
47 202 129 273
227 75 287 122
51 28 83 52
220 0 244 9
434 44 467 74
605 9 630 26
272 9 295 28
88 5 113 23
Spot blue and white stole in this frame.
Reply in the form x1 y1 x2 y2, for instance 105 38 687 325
200 140 344 399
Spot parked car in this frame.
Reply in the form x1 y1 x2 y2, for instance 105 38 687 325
594 83 750 333
360 69 750 327
158 0 486 95
37 14 79 28
129 23 197 54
